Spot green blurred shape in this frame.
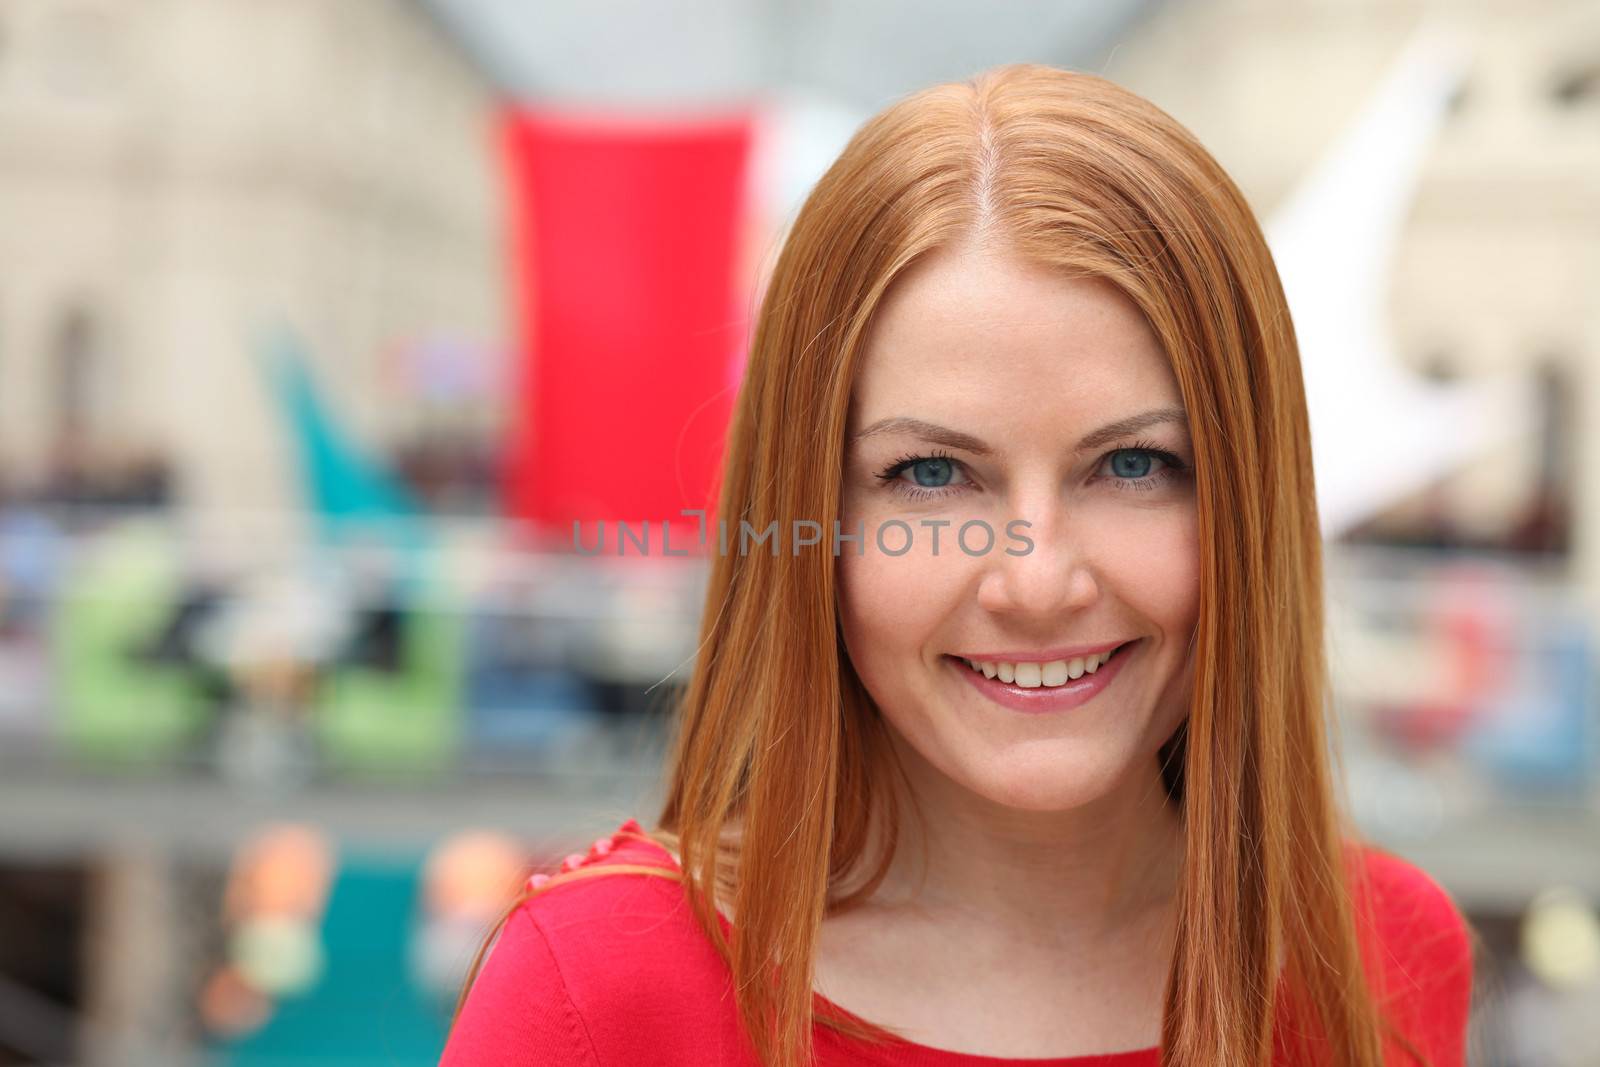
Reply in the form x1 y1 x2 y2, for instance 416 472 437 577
54 520 212 765
312 583 465 781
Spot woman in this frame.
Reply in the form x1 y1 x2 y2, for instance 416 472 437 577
440 63 1476 1067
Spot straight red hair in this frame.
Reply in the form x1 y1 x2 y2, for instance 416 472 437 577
454 63 1446 1067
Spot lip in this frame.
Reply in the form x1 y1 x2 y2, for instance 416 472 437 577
947 639 1139 714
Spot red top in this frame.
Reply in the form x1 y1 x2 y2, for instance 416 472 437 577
440 818 1473 1066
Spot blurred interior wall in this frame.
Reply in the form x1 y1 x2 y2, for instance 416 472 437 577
0 0 507 516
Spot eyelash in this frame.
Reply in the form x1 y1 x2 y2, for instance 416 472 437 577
873 439 1191 501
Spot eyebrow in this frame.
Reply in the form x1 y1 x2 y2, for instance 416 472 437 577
851 406 1189 455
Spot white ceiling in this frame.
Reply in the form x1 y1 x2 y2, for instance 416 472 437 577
414 0 1159 111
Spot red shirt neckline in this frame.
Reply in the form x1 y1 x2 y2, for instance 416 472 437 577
612 818 1164 1066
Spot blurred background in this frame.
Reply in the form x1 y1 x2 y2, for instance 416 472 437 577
0 0 1595 1063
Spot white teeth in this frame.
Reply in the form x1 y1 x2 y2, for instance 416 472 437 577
962 646 1121 688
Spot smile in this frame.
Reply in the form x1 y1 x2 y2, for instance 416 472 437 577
958 644 1124 688
945 640 1138 714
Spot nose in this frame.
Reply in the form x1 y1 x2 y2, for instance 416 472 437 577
975 503 1101 621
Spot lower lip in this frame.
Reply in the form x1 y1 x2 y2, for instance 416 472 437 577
948 640 1139 714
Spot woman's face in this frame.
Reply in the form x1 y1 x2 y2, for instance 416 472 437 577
837 242 1199 813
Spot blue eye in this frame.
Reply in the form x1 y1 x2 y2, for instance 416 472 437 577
875 451 970 499
872 442 1189 501
909 457 954 487
1098 445 1189 491
1109 450 1155 478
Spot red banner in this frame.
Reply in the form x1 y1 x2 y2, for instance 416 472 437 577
498 106 752 543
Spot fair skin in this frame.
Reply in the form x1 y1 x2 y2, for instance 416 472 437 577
819 238 1199 1057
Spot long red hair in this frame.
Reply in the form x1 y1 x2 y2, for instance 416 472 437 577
454 63 1456 1067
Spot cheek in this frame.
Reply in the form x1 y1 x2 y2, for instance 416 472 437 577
836 517 974 687
836 543 946 659
1085 504 1200 639
837 551 894 697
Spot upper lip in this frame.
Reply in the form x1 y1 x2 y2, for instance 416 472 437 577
950 639 1133 663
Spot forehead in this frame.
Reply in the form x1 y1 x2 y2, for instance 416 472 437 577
849 244 1177 425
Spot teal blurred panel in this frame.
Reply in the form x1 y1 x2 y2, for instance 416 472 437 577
262 326 422 525
212 854 449 1066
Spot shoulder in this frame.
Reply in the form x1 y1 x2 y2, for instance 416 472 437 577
515 820 717 993
445 819 745 1066
1347 843 1475 986
440 879 603 1065
1344 842 1476 1063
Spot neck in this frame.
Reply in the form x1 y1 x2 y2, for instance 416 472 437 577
861 733 1185 954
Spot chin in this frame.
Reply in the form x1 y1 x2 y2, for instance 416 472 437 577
961 754 1123 813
